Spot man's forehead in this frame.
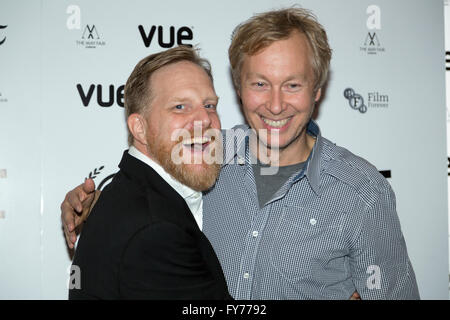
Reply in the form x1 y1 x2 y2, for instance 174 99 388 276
168 93 218 103
245 31 309 55
151 81 218 104
150 63 215 94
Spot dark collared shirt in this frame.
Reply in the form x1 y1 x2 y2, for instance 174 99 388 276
203 120 419 299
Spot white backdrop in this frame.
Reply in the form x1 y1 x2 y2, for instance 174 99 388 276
0 0 448 299
444 0 450 280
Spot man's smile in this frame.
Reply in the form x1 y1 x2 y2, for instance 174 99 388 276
261 116 292 130
182 136 213 152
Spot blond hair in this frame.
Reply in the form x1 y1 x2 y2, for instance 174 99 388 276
124 46 213 145
228 7 332 92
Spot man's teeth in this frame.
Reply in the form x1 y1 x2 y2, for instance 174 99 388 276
262 117 289 128
182 137 211 145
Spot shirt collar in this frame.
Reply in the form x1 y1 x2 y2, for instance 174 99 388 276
224 119 323 196
302 119 323 196
223 125 248 166
128 146 201 200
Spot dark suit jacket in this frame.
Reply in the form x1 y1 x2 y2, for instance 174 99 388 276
69 150 231 300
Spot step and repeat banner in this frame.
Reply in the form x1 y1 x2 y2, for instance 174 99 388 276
0 0 448 299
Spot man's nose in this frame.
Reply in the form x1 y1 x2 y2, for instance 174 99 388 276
268 88 285 115
192 106 212 129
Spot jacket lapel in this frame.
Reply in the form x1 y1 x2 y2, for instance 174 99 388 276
118 150 200 233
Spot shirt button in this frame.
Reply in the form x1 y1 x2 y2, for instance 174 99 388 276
237 157 245 165
243 272 250 279
252 231 259 238
310 218 317 226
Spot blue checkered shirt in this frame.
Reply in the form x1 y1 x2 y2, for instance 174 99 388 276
202 120 420 300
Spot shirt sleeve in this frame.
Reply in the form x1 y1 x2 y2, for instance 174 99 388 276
348 183 420 299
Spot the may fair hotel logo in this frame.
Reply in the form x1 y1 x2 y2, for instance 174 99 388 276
66 5 106 49
360 5 385 55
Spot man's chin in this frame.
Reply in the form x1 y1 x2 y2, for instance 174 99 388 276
161 159 221 192
174 163 221 192
148 138 222 192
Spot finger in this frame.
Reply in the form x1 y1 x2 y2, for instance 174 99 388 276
61 200 76 232
349 291 361 300
67 217 79 245
78 179 97 210
70 232 78 246
67 184 86 213
62 223 74 249
81 178 96 198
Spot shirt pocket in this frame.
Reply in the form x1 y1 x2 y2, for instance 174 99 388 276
269 205 345 282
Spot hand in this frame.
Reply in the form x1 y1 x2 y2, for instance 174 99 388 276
349 291 361 300
61 178 96 249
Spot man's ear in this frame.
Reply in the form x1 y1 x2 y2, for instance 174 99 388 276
127 113 147 146
314 88 322 102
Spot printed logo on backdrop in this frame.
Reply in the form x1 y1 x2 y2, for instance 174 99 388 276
0 25 7 45
138 25 193 48
343 88 389 113
360 5 385 55
77 25 105 49
86 166 115 190
446 51 450 71
66 5 106 49
77 84 124 107
446 52 450 122
379 170 391 179
447 157 450 176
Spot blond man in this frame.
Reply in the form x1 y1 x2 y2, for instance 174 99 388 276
63 8 419 300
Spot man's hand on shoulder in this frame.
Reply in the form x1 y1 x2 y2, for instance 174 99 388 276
60 178 99 249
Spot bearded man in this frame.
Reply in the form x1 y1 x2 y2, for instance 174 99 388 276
68 46 230 300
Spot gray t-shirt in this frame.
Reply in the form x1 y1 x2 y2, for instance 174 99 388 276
252 160 306 208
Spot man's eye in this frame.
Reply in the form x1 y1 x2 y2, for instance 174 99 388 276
174 104 185 110
205 104 216 109
250 81 266 89
285 83 301 91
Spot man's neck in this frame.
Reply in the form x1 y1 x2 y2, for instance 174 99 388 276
250 132 316 167
133 142 150 158
128 145 198 196
132 142 161 166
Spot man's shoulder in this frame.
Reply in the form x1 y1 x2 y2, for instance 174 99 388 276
70 171 165 299
93 170 149 218
222 124 251 144
319 137 392 204
80 170 159 248
92 169 193 235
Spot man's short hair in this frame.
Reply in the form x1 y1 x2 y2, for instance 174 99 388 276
228 7 332 92
124 46 213 146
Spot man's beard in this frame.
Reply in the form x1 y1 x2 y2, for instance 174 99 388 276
147 134 222 192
